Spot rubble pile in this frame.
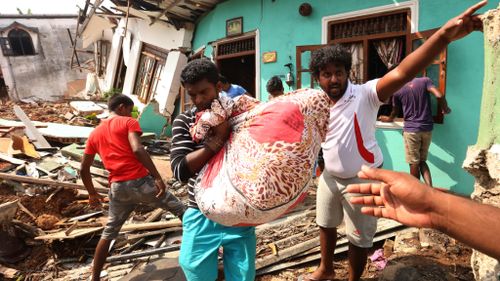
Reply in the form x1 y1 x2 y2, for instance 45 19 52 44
0 102 476 281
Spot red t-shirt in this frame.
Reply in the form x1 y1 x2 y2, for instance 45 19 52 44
84 116 149 183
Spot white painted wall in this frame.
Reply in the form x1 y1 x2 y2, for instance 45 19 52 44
155 51 187 115
0 17 90 101
103 18 193 115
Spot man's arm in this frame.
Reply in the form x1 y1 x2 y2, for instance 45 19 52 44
428 86 452 114
347 166 500 260
128 131 166 197
376 1 486 102
170 115 230 183
81 153 104 207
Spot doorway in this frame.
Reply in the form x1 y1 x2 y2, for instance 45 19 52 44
215 35 256 97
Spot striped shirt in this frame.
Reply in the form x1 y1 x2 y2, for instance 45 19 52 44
170 108 204 209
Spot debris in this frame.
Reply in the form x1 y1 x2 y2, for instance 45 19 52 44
0 200 18 223
13 105 53 150
17 200 37 221
69 101 104 116
0 265 19 279
106 245 180 263
0 172 108 193
35 214 60 230
369 249 388 270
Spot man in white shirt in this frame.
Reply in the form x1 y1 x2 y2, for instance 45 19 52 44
301 2 486 281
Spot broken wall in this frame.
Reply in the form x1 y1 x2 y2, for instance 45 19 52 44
104 18 192 115
0 17 91 101
463 4 500 281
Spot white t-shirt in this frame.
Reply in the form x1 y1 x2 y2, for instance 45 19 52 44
322 79 384 179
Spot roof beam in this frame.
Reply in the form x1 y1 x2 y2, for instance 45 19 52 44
150 0 182 26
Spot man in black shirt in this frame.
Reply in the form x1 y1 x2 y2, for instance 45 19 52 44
171 59 256 281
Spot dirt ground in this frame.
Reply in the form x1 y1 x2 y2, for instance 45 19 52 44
256 234 474 281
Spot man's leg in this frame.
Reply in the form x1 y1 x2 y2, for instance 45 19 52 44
179 208 220 281
404 132 422 180
308 227 338 280
347 243 369 281
92 184 134 280
221 226 256 281
419 131 433 186
309 173 343 280
91 239 112 281
341 177 378 281
420 161 432 186
138 176 186 219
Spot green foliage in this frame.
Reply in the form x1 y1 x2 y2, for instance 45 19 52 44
103 88 122 100
131 106 139 119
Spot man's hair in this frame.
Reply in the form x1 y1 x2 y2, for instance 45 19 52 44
266 76 284 93
108 94 134 112
180 58 219 86
218 74 229 84
309 45 352 78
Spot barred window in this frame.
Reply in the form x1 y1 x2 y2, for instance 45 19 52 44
7 29 35 56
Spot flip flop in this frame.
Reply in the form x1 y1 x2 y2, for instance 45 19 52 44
297 274 334 281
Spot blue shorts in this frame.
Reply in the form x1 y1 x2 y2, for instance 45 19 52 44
179 208 256 281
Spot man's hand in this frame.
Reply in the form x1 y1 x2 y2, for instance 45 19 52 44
154 177 167 198
440 0 486 43
204 120 231 153
378 115 393 123
210 120 231 142
346 166 437 228
89 193 105 208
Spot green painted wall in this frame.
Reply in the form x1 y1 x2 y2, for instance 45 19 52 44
192 0 496 195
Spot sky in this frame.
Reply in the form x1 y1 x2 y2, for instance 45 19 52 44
0 0 104 15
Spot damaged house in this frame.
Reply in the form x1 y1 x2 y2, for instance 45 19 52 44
0 14 90 102
77 0 223 136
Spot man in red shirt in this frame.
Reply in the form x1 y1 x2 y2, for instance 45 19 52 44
81 94 186 281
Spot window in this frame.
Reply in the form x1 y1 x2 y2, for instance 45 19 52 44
6 29 35 56
297 9 448 123
133 44 168 104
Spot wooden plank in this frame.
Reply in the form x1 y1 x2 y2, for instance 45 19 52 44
256 225 405 275
256 219 404 274
35 226 104 240
35 220 182 240
125 227 182 240
255 237 320 270
0 172 108 193
13 105 52 149
120 220 181 232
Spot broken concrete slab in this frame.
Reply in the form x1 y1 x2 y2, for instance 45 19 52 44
118 257 186 281
13 105 52 150
61 143 103 167
69 101 105 116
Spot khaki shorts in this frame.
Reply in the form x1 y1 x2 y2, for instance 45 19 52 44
403 131 432 164
316 173 378 248
102 175 186 240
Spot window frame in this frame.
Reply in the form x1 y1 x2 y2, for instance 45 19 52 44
133 43 168 104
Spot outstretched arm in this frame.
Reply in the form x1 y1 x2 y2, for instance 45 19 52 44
376 0 487 102
347 166 500 260
428 86 451 114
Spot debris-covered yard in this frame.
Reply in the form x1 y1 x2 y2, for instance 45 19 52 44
0 101 476 281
